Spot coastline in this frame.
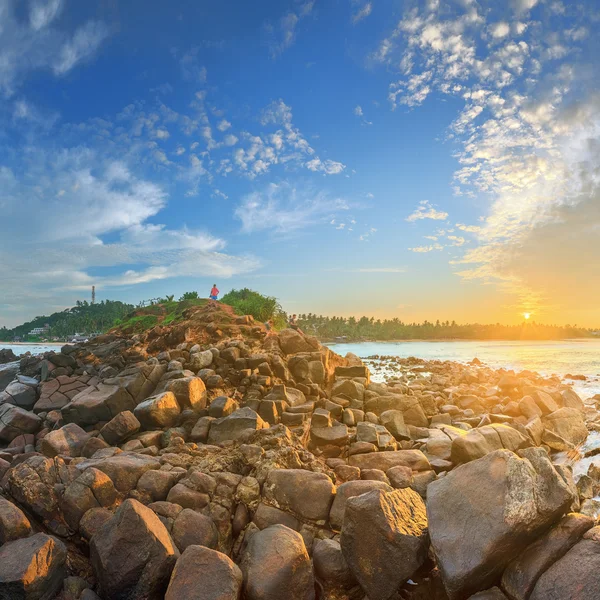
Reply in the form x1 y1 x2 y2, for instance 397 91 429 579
0 341 65 346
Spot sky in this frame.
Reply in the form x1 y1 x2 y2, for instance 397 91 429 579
0 0 599 327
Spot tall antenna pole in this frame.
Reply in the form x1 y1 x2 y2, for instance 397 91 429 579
92 285 96 305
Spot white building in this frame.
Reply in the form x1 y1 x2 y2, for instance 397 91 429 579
29 324 50 336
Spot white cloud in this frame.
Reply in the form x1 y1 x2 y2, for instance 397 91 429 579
489 22 510 39
53 20 109 75
265 2 315 58
235 182 349 234
30 0 63 31
447 235 466 246
305 157 346 175
511 0 538 14
456 223 481 233
153 128 170 140
352 2 372 24
354 105 363 116
406 200 449 222
0 3 109 95
217 119 231 131
409 244 443 253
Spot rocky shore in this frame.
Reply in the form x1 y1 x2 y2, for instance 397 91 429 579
0 301 598 600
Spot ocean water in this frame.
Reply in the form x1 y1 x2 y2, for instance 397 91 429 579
326 339 600 400
0 343 61 356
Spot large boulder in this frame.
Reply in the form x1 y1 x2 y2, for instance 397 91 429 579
451 424 530 465
313 539 356 592
543 408 587 446
0 404 41 442
171 509 219 552
332 379 365 401
62 467 119 530
0 533 66 600
365 394 428 427
90 499 178 600
158 377 207 411
530 538 600 599
189 350 214 371
329 480 392 530
134 392 181 430
6 456 70 536
427 449 574 599
501 512 594 600
0 497 31 545
560 388 585 411
75 453 160 493
40 423 90 458
62 383 136 426
103 363 166 403
340 488 429 600
165 546 242 600
99 411 141 446
263 469 335 524
278 329 316 354
0 380 37 410
241 524 315 600
207 408 266 445
0 362 19 393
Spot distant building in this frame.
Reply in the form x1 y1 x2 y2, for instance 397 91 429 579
28 324 50 336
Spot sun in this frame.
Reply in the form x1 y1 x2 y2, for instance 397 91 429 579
523 312 531 320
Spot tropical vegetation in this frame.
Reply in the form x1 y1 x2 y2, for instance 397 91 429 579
0 300 134 341
296 314 595 341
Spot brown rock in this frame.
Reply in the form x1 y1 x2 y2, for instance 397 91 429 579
241 524 315 600
0 497 31 545
263 469 335 524
329 480 392 530
99 411 141 446
501 512 594 600
0 533 66 600
427 449 574 599
90 499 178 600
165 545 242 600
171 509 219 552
340 488 429 600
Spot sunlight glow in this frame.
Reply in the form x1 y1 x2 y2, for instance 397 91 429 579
523 312 531 320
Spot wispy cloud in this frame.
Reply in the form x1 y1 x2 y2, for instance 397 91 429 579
406 200 448 222
409 244 443 253
235 182 349 234
265 1 315 58
178 47 208 83
0 2 109 95
352 2 372 24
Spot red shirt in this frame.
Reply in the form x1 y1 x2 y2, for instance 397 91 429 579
210 287 219 296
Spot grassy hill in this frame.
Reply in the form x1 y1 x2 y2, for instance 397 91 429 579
0 300 134 341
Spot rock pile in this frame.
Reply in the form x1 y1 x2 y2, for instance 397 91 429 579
0 301 597 599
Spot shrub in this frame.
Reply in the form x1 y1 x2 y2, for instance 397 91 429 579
179 291 199 301
221 288 286 326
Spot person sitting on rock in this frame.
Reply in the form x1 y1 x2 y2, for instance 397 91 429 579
289 314 302 332
264 319 274 334
209 284 219 300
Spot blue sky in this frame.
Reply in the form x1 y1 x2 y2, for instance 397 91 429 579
1 0 599 326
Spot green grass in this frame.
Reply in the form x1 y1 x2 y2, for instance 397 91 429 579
113 298 208 333
221 288 287 328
